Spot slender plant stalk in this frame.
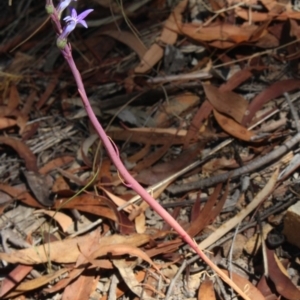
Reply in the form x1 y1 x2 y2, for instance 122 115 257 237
46 3 252 299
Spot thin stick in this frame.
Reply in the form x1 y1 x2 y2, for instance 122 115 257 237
168 132 300 193
284 92 300 133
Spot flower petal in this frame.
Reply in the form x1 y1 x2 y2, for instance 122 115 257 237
77 9 94 21
63 16 72 22
71 8 77 18
78 20 88 28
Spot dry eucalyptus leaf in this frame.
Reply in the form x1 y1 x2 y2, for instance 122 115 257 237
22 170 53 207
0 233 150 264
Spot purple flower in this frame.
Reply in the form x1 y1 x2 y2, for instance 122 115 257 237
60 8 93 38
64 8 93 28
56 0 76 18
57 8 93 48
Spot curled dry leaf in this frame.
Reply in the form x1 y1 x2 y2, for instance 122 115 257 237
242 79 300 126
213 109 256 142
203 84 248 123
34 209 73 233
80 134 98 167
0 136 38 172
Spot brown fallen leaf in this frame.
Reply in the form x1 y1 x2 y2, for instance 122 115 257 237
0 136 38 172
242 79 300 126
213 109 256 142
62 273 98 300
0 117 17 130
136 144 200 185
180 22 259 44
43 231 108 294
3 268 69 299
112 259 157 300
266 247 300 300
0 264 33 298
90 243 164 277
187 184 222 238
256 275 278 300
219 67 257 92
61 230 101 300
8 83 20 110
0 233 150 264
183 100 212 149
34 209 73 233
235 8 269 22
203 84 248 123
22 170 53 206
198 279 216 300
39 156 75 175
135 0 188 73
220 269 265 300
133 139 173 172
153 93 200 126
54 194 121 223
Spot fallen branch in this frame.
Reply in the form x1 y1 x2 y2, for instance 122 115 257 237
168 132 300 193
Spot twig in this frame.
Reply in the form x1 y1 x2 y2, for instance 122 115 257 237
228 223 240 298
185 195 295 264
284 92 300 133
197 169 278 250
168 133 300 193
124 91 300 206
165 260 187 299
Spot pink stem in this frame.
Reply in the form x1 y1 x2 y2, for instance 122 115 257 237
47 6 250 299
61 46 250 300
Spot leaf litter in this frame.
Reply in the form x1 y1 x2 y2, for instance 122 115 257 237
2 0 300 299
